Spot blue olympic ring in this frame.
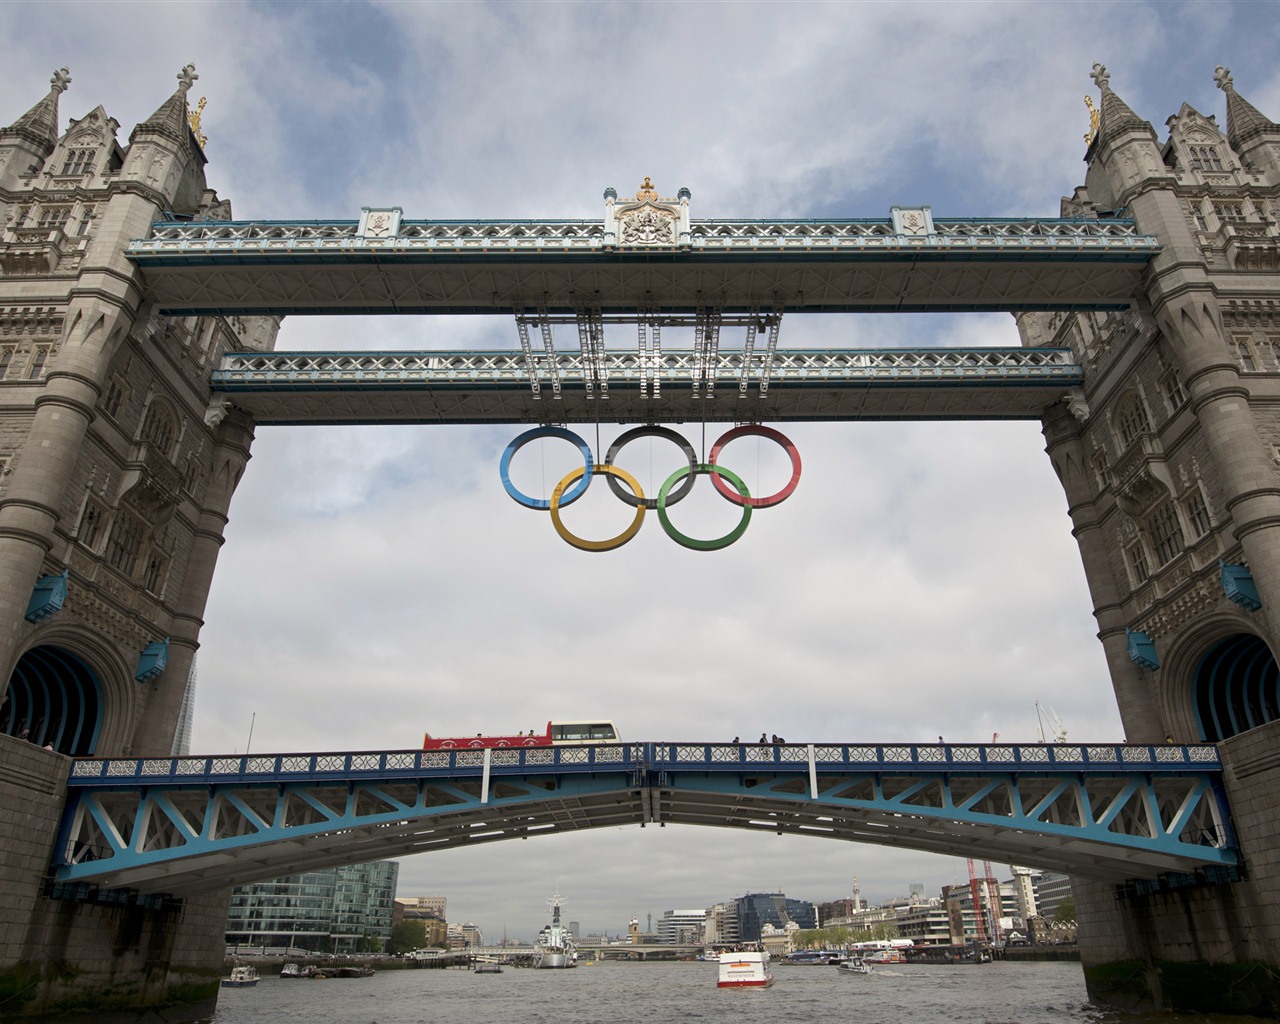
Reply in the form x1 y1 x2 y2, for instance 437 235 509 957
499 426 594 510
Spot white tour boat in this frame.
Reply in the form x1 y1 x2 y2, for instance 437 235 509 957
716 948 774 988
221 964 260 988
533 892 577 968
837 957 873 975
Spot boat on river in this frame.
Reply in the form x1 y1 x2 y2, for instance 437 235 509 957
837 958 873 975
534 893 577 968
221 964 259 987
716 948 774 988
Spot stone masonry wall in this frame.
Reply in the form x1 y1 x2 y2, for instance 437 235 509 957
0 734 230 1018
1076 718 1280 1015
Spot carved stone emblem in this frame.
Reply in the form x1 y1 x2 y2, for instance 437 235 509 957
619 204 677 245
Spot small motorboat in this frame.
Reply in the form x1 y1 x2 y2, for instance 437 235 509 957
221 964 260 987
837 958 873 975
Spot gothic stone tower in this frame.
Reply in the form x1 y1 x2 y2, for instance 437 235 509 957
0 68 279 1016
1019 66 1280 1015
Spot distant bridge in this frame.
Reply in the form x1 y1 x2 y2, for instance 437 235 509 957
55 741 1236 896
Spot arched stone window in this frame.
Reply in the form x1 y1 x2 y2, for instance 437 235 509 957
1113 392 1150 448
140 398 178 456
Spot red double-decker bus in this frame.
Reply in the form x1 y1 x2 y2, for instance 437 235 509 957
422 720 620 750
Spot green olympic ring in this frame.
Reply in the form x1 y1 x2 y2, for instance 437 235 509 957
656 463 753 551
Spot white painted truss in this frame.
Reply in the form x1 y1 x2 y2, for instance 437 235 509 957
209 347 1084 425
125 214 1157 315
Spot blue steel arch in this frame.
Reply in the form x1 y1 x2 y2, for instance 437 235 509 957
2 646 102 755
54 741 1237 896
1194 634 1280 741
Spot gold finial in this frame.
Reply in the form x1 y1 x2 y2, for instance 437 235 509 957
188 96 207 149
1083 94 1099 146
636 176 658 201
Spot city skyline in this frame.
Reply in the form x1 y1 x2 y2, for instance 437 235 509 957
4 0 1277 941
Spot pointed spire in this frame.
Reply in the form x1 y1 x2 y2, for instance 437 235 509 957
0 67 70 155
1215 66 1280 150
1088 63 1156 148
131 63 200 148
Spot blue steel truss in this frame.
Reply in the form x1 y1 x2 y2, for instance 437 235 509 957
56 741 1236 896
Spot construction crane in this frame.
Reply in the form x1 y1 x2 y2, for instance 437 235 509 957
966 859 987 946
1035 701 1069 744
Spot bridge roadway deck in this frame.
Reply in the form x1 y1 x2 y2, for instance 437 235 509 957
210 347 1083 425
56 741 1235 896
127 216 1157 315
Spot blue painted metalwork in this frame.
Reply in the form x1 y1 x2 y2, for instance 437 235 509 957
24 570 68 623
55 741 1235 896
1128 629 1160 671
499 427 594 509
134 639 169 683
1221 562 1263 612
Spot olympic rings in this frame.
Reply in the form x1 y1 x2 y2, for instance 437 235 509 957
549 465 646 552
657 463 752 551
499 424 800 551
708 424 802 508
500 426 594 509
605 425 698 509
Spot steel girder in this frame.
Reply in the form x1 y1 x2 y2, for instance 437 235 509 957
55 741 1235 895
126 217 1157 315
209 347 1084 425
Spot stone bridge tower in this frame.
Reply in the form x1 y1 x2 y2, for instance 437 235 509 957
1018 66 1280 1014
0 66 279 759
0 67 278 1016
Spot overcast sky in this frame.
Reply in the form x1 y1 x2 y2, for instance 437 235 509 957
4 0 1279 943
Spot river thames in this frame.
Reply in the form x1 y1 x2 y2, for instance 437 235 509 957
204 960 1262 1024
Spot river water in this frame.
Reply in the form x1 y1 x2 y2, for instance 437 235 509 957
203 960 1261 1024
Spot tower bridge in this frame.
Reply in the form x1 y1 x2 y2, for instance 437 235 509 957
57 741 1233 896
2 63 1280 1017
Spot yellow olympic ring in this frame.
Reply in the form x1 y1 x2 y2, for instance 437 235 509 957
549 465 647 552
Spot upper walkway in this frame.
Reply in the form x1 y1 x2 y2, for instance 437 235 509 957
56 740 1235 897
209 347 1083 424
127 203 1158 315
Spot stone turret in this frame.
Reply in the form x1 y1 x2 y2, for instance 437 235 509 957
1216 66 1280 180
0 68 68 184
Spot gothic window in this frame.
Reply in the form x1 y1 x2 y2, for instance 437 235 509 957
1232 334 1258 371
1114 393 1149 448
1126 542 1150 585
1213 201 1247 225
77 498 109 552
102 375 127 418
1191 204 1208 231
1147 501 1185 566
75 206 96 237
0 345 14 380
60 149 96 176
36 206 71 230
104 509 146 576
1185 488 1212 538
183 451 202 492
26 345 50 379
1188 145 1224 172
1159 368 1187 411
140 399 177 455
142 553 168 596
1266 334 1280 370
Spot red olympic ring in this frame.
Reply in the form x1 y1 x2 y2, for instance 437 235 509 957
708 425 802 508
